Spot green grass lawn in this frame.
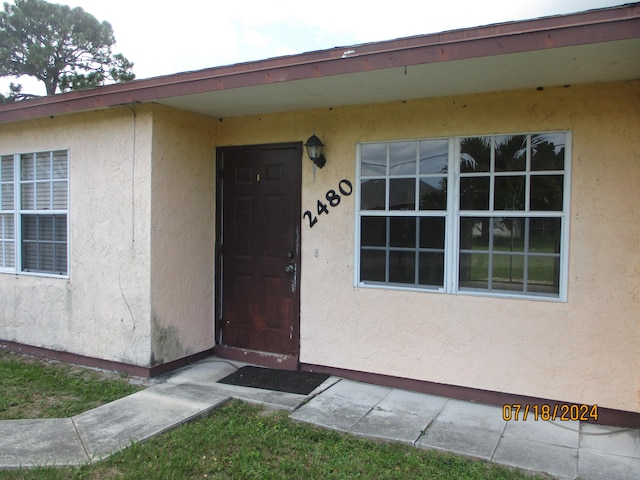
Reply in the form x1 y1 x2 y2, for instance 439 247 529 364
0 351 144 419
0 352 549 479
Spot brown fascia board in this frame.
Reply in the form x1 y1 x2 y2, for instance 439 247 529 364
0 3 638 124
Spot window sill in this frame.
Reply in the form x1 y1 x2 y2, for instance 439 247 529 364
356 281 565 302
0 270 69 280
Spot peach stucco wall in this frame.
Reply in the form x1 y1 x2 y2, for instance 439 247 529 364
215 80 640 413
149 106 217 365
0 104 218 367
1 80 637 412
0 107 154 365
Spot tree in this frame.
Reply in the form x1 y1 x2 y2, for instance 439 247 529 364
0 0 134 101
0 81 29 102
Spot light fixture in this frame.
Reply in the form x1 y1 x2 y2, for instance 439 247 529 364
305 133 326 168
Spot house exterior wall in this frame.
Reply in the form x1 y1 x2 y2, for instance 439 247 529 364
149 105 217 365
215 80 640 413
0 107 154 366
0 104 217 368
1 80 637 413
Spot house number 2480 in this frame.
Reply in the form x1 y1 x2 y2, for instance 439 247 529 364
303 179 353 228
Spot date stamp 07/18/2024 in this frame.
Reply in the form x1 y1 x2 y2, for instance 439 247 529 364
502 403 599 422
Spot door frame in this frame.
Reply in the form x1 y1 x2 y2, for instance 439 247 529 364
214 142 302 369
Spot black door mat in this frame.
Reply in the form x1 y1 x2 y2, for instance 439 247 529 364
217 366 330 395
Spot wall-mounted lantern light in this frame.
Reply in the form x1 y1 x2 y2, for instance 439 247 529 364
305 133 326 168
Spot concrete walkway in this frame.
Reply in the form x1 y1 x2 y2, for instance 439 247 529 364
0 357 638 479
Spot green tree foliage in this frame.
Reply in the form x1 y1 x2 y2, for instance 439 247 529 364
0 0 135 101
0 81 28 102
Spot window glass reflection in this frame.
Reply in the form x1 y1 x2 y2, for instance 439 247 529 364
460 217 489 250
459 253 489 289
389 217 416 248
460 137 490 172
361 143 387 176
493 218 525 253
419 177 447 210
389 251 415 283
420 139 448 174
528 256 560 294
530 175 564 211
420 217 445 249
460 177 489 210
419 252 444 287
532 133 565 171
360 249 386 282
389 141 416 175
361 217 386 246
529 218 561 253
389 178 416 210
495 135 526 172
492 253 524 292
360 179 385 210
494 176 525 210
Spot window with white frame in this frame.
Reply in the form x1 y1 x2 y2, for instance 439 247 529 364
0 150 69 276
356 132 570 299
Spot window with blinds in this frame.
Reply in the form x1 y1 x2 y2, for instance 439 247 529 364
0 155 15 270
0 150 68 276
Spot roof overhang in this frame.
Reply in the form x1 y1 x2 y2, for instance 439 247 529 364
1 3 639 124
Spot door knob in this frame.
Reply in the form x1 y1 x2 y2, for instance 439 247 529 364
284 265 294 273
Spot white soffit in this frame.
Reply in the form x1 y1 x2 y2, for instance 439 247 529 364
156 38 640 119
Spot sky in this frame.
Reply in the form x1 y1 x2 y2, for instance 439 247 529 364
0 0 629 96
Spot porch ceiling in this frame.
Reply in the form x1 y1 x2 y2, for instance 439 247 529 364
156 39 640 119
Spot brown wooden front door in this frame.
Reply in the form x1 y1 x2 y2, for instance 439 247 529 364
216 143 301 358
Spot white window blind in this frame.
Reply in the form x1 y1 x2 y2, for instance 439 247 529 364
0 150 68 276
0 155 15 269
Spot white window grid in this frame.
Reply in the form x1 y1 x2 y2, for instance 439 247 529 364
357 139 451 290
0 150 69 277
355 132 571 301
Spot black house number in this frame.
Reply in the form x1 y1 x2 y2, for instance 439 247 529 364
303 179 353 228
